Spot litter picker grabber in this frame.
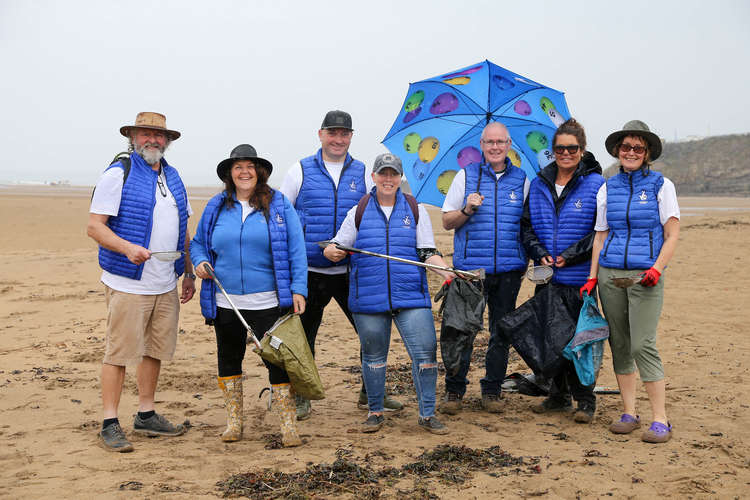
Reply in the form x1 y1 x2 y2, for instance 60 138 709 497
317 241 485 280
203 264 262 350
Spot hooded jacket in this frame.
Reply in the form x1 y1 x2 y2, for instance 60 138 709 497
522 152 604 286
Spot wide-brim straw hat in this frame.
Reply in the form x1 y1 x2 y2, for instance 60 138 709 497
216 144 273 181
605 120 662 160
120 111 181 141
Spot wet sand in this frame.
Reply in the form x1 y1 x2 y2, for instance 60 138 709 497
1 187 749 498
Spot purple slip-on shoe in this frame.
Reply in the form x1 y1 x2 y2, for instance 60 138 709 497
642 421 672 443
609 413 641 434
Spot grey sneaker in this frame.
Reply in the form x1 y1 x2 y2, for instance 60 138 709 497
438 392 463 415
357 389 404 412
99 423 134 453
361 414 385 433
296 395 311 421
418 416 450 435
133 413 186 437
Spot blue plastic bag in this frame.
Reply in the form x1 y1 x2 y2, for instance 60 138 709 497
562 292 609 386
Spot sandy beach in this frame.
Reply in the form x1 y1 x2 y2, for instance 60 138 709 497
1 186 749 499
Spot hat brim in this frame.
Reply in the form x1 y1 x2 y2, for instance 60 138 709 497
605 129 662 161
120 125 181 141
216 156 273 181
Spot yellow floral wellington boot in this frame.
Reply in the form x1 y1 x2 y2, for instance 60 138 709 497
217 375 243 442
272 383 302 447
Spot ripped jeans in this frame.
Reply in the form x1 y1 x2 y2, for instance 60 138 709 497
353 308 438 418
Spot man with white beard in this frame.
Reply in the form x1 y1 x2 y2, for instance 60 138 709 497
87 112 195 452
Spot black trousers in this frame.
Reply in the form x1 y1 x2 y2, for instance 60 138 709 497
445 270 524 396
214 306 289 385
300 271 357 355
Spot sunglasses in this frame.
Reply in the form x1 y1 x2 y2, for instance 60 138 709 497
553 145 580 154
619 143 646 154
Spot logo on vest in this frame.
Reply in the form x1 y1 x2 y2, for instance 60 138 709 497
639 190 648 204
402 215 412 226
275 213 285 224
574 199 582 209
509 190 518 203
349 179 357 191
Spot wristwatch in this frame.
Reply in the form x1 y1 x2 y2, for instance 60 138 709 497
184 272 196 280
460 206 472 216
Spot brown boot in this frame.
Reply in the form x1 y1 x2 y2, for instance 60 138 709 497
272 383 302 447
217 375 243 442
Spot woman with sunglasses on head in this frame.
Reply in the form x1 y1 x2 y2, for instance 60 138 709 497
522 118 605 423
581 121 680 443
190 144 307 448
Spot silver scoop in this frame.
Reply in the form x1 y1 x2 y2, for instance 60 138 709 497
151 251 184 262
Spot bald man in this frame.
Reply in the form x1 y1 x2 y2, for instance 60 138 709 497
439 122 530 415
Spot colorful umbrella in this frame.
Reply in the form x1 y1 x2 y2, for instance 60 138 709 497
383 60 571 207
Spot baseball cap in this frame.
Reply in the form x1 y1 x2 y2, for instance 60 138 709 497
321 110 353 130
372 153 403 175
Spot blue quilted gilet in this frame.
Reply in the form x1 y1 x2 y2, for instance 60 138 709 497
296 149 367 267
453 160 527 274
194 191 294 320
98 153 188 279
529 171 604 286
599 168 664 270
349 189 431 314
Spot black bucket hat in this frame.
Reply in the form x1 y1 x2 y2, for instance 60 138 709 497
216 144 273 181
605 120 662 161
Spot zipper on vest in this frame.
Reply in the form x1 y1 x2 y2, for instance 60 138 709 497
603 232 614 257
239 213 247 293
623 174 634 270
354 266 359 299
266 213 281 306
464 231 469 259
385 215 393 311
332 157 354 238
493 176 499 275
649 230 654 260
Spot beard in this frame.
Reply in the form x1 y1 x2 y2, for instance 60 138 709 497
135 141 167 166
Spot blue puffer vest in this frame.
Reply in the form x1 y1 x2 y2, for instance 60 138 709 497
296 149 367 267
453 160 527 274
349 189 431 314
529 170 604 286
599 168 664 270
196 190 293 321
98 153 188 279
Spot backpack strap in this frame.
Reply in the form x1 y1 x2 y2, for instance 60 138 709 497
91 152 131 200
354 193 419 230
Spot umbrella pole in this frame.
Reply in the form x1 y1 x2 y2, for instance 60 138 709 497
203 264 263 350
317 241 484 280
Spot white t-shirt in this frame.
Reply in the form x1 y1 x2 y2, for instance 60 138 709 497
215 200 279 310
279 158 374 275
90 167 193 295
332 202 436 249
441 168 531 212
594 177 680 231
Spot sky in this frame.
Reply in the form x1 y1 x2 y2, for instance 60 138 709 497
1 0 748 190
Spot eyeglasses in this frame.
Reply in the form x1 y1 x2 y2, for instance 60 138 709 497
481 139 510 147
619 143 646 154
553 145 580 155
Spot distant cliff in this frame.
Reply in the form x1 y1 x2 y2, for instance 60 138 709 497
603 133 750 196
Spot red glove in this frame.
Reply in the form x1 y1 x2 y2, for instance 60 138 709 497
639 267 661 287
442 278 453 287
580 277 597 298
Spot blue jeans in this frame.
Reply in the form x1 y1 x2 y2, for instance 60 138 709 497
445 270 524 396
353 308 438 418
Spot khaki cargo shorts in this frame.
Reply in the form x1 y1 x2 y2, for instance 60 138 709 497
103 286 179 366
